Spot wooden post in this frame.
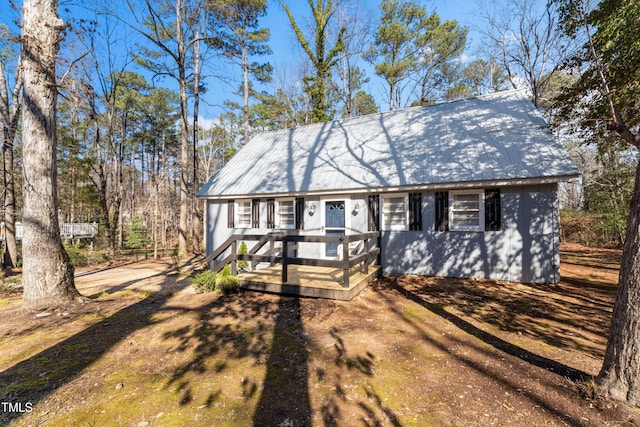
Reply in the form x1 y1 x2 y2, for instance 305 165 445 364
363 238 369 274
270 238 275 266
342 237 349 288
282 236 288 283
231 239 237 276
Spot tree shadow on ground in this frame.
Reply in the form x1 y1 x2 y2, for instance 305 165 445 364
371 278 595 425
393 273 613 359
0 291 175 425
156 292 313 426
253 297 312 426
382 277 590 381
318 326 401 427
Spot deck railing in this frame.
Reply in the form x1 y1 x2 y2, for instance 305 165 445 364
0 222 98 241
205 231 381 288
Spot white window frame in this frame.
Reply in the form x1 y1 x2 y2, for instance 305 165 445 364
235 199 252 229
381 193 408 231
276 198 295 229
449 190 485 232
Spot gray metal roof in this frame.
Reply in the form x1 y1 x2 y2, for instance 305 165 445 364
197 90 579 199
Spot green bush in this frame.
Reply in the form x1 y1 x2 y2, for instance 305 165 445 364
64 244 111 267
192 266 240 294
192 270 218 292
238 241 248 270
219 265 232 276
216 274 240 294
560 208 626 248
66 245 88 266
125 216 150 249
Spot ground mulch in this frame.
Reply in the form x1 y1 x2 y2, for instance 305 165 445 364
0 243 638 426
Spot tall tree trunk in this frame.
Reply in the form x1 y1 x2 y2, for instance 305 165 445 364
176 0 189 257
242 40 250 146
598 153 640 407
191 22 202 255
153 176 159 259
0 57 21 269
3 141 17 267
116 126 125 250
21 0 78 309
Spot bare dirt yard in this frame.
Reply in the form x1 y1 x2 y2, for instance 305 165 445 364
0 244 639 426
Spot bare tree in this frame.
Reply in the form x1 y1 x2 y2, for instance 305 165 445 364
125 0 206 257
329 0 373 118
478 0 567 107
0 55 21 268
191 11 203 254
21 0 79 309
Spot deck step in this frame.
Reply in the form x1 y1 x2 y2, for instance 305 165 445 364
237 265 380 301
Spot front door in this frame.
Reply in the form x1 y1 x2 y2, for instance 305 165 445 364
325 200 345 257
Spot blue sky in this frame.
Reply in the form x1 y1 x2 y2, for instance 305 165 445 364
1 0 494 120
230 0 488 116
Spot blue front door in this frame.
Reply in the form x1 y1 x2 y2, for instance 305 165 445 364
325 201 345 257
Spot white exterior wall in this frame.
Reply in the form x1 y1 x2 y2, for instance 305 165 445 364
204 184 560 284
381 184 559 283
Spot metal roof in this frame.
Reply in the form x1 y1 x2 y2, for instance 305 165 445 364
197 90 579 199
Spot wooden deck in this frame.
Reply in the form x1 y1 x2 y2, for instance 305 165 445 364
237 264 381 301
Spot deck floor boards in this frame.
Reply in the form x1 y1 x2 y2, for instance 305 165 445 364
237 264 380 300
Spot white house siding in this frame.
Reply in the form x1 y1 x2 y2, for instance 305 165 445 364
381 184 559 283
206 194 371 264
205 184 559 284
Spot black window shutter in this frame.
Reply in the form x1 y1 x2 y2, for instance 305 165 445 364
251 199 260 228
435 191 449 231
368 195 380 231
266 199 275 228
485 189 501 231
295 197 304 230
227 200 234 228
409 192 422 231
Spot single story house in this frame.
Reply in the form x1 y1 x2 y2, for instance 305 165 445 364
197 90 579 284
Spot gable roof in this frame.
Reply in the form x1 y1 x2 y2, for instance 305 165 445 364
197 90 579 199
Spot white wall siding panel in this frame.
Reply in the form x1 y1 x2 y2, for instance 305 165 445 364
379 185 560 284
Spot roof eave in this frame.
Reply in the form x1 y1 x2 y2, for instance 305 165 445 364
196 173 581 200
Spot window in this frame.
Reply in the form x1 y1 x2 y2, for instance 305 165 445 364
277 199 295 229
382 194 407 230
236 200 252 228
449 190 485 231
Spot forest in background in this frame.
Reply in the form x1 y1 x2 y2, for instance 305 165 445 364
0 0 635 268
5 0 640 408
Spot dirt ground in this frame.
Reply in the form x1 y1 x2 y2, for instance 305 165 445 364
0 243 638 426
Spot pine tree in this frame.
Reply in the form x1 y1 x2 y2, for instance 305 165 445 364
281 0 345 123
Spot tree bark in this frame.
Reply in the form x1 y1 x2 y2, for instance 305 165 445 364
3 140 17 268
0 59 21 268
597 155 640 406
21 0 78 309
191 22 202 255
176 0 189 257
